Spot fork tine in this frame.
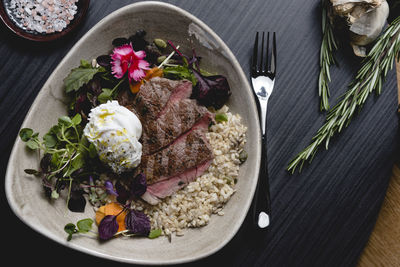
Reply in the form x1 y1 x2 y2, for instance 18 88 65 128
265 32 269 74
270 32 276 75
251 32 259 76
260 32 264 73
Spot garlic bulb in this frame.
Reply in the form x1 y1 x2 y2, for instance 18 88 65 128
330 0 389 57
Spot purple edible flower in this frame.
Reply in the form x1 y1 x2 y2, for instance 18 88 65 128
125 210 151 236
104 180 118 196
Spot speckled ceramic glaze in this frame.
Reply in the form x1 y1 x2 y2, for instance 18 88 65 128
5 1 261 265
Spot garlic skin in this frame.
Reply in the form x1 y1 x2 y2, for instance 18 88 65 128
330 0 389 57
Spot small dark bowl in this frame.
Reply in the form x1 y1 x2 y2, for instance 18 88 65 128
0 0 90 42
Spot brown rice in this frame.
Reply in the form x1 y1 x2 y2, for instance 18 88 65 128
130 105 247 238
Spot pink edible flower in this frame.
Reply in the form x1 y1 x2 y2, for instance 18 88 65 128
111 43 150 82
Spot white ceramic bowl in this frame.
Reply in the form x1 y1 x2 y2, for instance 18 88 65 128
5 1 261 265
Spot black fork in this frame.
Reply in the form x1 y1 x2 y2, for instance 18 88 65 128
250 32 276 229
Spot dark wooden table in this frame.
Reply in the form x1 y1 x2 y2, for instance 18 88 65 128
1 1 399 266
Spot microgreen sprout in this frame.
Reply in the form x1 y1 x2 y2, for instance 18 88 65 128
19 113 98 211
64 218 95 241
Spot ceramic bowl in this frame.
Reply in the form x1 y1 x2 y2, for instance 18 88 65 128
5 1 261 264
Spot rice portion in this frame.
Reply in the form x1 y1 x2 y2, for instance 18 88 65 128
130 105 247 237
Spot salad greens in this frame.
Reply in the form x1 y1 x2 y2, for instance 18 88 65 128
20 113 100 210
20 28 232 242
64 60 106 93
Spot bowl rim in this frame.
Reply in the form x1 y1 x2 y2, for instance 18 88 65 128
0 0 90 42
5 1 261 265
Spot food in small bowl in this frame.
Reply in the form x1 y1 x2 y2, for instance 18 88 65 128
0 0 89 41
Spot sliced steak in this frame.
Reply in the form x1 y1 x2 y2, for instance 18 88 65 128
139 123 213 185
141 160 212 205
141 99 212 155
125 77 216 205
133 77 192 121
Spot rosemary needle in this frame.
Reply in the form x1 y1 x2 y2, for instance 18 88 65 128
288 15 400 174
319 0 338 112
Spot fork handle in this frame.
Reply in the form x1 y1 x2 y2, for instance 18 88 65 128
252 134 271 229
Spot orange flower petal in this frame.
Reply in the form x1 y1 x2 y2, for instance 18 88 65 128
130 80 143 94
129 67 163 94
95 202 127 232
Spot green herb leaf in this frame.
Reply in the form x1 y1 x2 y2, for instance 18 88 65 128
239 150 248 164
64 223 76 235
215 113 228 123
51 190 60 199
77 218 93 233
50 152 60 168
80 59 91 68
318 0 338 111
43 133 57 148
63 63 104 93
64 223 76 241
26 139 39 150
58 116 73 127
148 228 162 239
88 143 98 158
71 113 82 126
19 128 33 142
163 65 197 85
71 153 85 170
97 88 113 104
49 125 61 136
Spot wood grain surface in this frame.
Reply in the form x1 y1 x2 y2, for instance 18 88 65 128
357 62 400 267
1 1 399 266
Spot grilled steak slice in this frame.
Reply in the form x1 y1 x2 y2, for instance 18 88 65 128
139 122 213 185
133 77 192 121
141 99 212 155
141 160 212 205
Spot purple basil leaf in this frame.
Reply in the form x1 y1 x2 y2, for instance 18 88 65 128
96 55 111 67
115 181 130 204
166 41 231 110
40 153 52 173
112 37 129 47
191 69 231 109
88 78 102 96
144 43 162 65
129 30 148 51
130 173 147 197
74 93 87 113
104 180 118 196
67 189 86 212
125 210 150 236
98 215 119 240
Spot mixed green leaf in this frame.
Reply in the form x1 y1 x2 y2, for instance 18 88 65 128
64 60 106 93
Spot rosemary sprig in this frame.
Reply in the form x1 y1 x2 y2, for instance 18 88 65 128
319 0 338 111
288 16 400 174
